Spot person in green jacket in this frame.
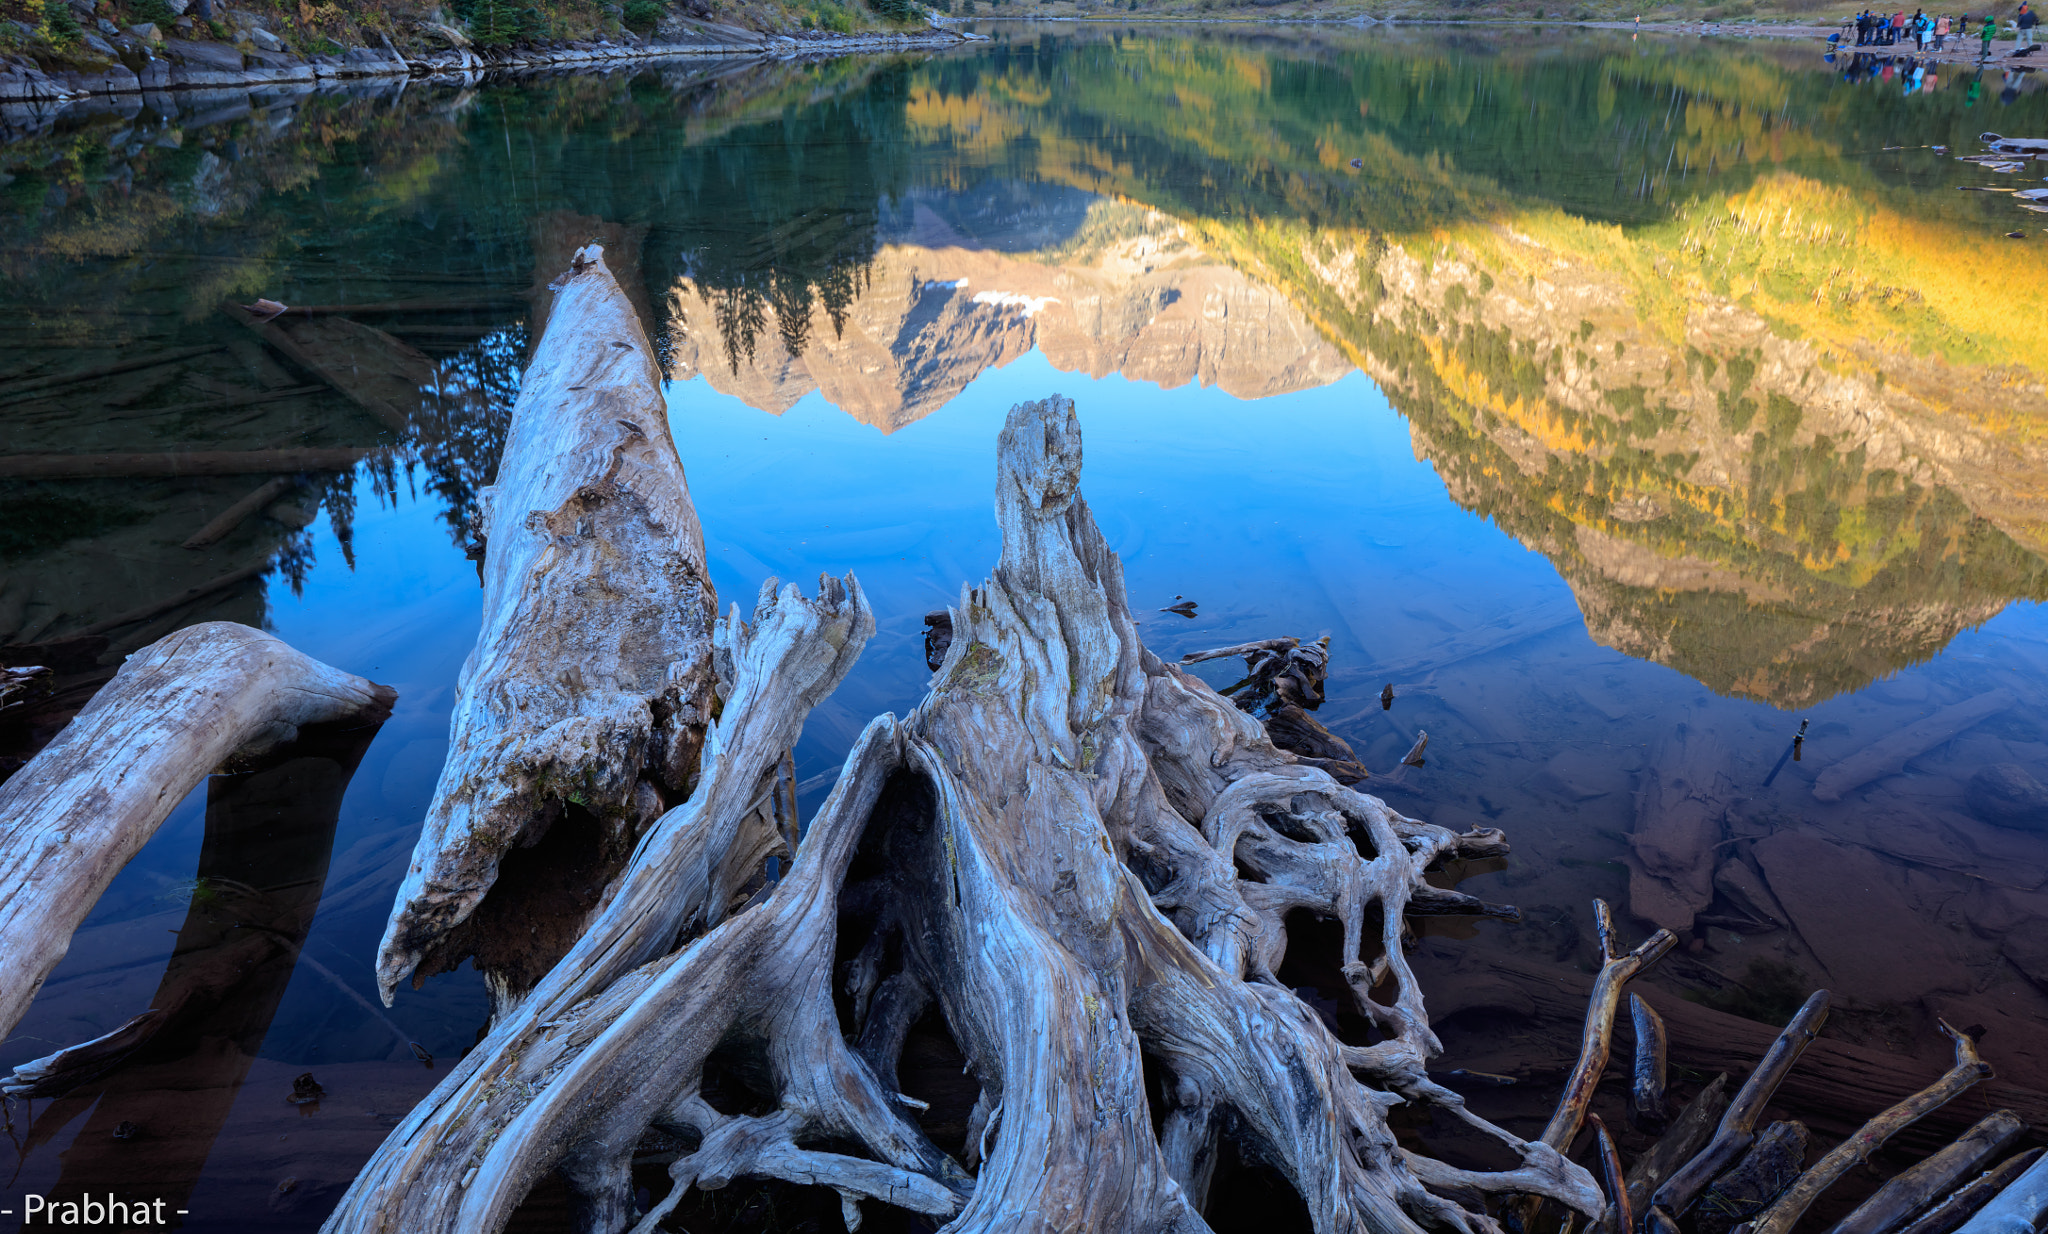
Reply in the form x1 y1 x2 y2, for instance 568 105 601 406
1983 12 1998 55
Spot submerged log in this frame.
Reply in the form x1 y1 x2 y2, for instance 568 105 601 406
1183 636 1370 783
1830 1111 2026 1234
0 447 373 480
1901 1148 2046 1234
1812 691 2016 803
182 476 300 549
0 622 393 1043
323 271 1598 1234
0 344 224 402
374 245 719 1014
223 302 436 435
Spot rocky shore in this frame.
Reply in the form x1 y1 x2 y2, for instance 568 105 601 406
0 15 975 103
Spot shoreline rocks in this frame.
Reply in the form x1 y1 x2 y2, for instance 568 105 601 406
0 23 966 103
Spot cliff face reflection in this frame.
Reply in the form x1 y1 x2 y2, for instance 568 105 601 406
667 192 1349 430
7 35 2046 708
665 30 2048 707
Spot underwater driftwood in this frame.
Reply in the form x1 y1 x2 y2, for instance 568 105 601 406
374 245 719 1015
0 447 374 480
322 251 1603 1234
224 301 436 434
0 621 393 1042
1181 636 1371 784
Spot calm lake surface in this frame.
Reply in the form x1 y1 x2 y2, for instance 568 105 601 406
3 25 2047 1231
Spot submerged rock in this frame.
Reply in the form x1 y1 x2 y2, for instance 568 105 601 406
1969 763 2048 829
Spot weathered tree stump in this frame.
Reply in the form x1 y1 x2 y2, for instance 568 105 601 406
323 256 1603 1234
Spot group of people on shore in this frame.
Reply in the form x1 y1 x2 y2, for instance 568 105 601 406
1851 5 2036 53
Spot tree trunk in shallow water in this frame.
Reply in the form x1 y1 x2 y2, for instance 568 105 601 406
374 244 719 1016
0 621 394 1044
323 250 1602 1234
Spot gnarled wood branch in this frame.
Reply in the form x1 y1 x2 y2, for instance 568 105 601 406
0 621 392 1042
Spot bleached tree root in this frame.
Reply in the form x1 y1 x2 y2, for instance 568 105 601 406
328 324 1601 1231
323 574 882 1233
375 244 719 1015
0 621 393 1042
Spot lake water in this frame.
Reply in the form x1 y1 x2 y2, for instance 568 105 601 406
2 25 2047 1231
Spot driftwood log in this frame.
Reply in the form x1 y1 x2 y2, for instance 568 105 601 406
1830 1112 2026 1234
1899 1148 2045 1234
374 245 719 1015
0 622 393 1042
1736 1023 1992 1234
1651 990 1831 1225
1950 1150 2048 1234
322 255 1602 1234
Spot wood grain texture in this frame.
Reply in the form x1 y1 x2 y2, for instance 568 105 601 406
0 621 392 1042
373 244 718 1012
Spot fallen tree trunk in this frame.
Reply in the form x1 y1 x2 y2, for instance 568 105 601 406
223 302 436 435
1812 691 2016 803
1830 1111 2027 1234
0 621 393 1043
373 245 719 1016
0 447 374 480
1737 1023 1993 1234
1901 1149 2046 1234
0 344 225 402
323 262 1600 1234
182 476 301 549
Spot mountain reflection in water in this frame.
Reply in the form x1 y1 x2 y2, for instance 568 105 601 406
3 27 2048 1231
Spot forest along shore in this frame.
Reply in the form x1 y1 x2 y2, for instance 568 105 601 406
0 18 976 103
